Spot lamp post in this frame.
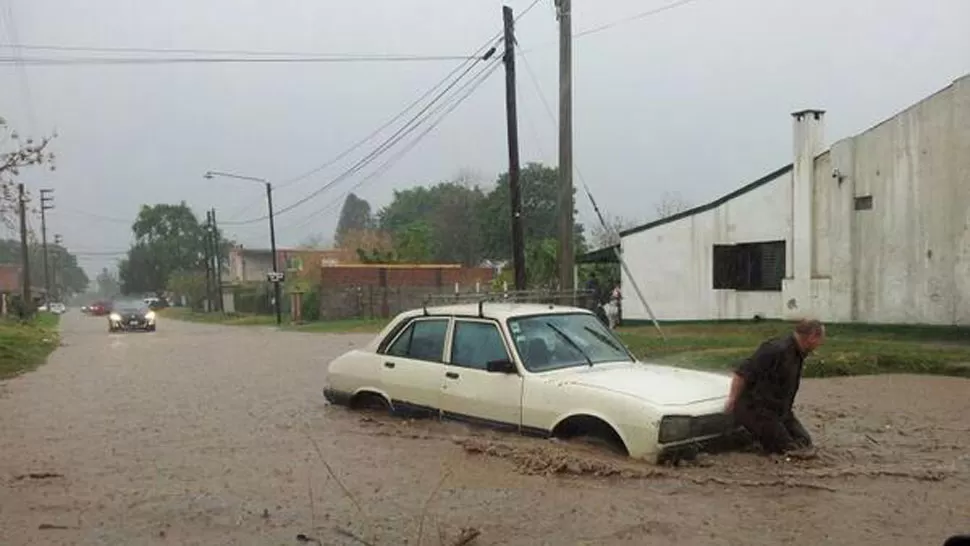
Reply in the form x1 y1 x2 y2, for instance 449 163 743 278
203 170 282 326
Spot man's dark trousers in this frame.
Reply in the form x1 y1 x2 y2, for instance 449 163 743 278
733 405 812 454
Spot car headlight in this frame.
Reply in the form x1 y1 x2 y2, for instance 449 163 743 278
109 313 121 321
658 415 693 444
145 311 156 321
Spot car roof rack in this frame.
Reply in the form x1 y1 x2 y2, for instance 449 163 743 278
422 289 595 310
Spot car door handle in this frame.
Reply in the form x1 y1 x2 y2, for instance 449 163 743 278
445 371 459 379
384 361 395 369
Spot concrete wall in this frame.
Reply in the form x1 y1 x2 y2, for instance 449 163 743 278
621 168 792 321
621 74 970 325
831 74 970 324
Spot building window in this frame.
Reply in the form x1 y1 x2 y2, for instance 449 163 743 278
712 241 786 291
854 195 873 211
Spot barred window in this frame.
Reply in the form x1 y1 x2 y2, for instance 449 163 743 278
712 241 786 291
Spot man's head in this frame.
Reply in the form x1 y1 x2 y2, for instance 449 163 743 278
793 319 825 353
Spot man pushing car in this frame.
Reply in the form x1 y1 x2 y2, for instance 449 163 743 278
724 318 825 458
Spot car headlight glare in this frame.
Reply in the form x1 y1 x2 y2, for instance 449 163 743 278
109 313 121 322
658 415 693 444
145 311 156 321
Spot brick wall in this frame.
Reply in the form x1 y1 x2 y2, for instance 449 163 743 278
319 265 494 320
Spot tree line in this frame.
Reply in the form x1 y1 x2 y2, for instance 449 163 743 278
331 162 691 288
332 162 590 287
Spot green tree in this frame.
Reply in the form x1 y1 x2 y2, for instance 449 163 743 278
393 221 436 263
118 202 225 296
333 193 372 247
477 162 586 260
166 271 206 310
376 180 485 265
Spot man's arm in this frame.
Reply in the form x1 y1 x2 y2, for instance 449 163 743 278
724 373 745 413
724 342 775 413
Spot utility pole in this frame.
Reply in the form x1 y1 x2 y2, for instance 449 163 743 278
210 207 224 313
266 182 282 326
202 170 281 325
555 0 575 294
203 210 214 312
53 234 62 301
39 188 54 304
17 184 31 314
503 5 527 291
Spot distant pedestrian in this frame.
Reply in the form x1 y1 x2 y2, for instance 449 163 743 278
724 319 825 457
603 285 621 329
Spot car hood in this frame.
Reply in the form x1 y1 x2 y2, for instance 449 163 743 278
546 362 730 406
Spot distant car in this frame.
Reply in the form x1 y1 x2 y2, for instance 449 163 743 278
323 303 738 464
88 301 109 316
49 302 66 315
108 300 157 333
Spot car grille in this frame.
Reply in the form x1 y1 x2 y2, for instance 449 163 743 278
691 413 733 437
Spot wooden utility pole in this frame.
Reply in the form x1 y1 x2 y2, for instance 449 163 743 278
210 208 223 312
203 210 214 311
556 0 575 293
39 188 54 303
17 184 31 312
53 234 62 301
503 5 527 291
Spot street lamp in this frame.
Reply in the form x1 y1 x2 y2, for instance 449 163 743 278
203 170 282 326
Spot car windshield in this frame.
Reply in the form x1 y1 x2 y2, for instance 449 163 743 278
114 301 148 313
507 312 635 372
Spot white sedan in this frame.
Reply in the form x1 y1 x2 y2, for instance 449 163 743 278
323 303 739 463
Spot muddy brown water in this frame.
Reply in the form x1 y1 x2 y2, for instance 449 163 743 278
1 312 968 545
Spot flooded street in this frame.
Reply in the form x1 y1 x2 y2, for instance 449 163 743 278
1 312 968 545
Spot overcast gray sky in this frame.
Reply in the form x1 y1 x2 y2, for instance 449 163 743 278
1 0 968 278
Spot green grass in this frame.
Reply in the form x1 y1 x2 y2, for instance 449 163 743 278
617 321 970 378
161 309 970 379
159 308 387 334
0 312 61 379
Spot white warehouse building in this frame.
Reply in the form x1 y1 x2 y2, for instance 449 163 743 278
615 73 970 326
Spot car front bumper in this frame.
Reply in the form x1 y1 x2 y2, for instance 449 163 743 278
109 316 155 330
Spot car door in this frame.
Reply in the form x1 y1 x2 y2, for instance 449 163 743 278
380 317 451 416
440 318 523 429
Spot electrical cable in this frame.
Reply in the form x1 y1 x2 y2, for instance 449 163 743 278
60 208 134 225
0 42 478 59
0 54 480 66
221 0 544 222
574 0 703 39
220 51 501 226
281 58 503 233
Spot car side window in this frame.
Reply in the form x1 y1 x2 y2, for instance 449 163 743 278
386 319 448 362
450 320 510 370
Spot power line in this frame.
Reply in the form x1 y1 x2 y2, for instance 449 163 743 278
60 208 134 225
221 0 544 222
0 54 480 66
220 51 502 226
0 42 477 59
283 58 504 233
574 0 703 38
223 48 499 222
69 250 130 256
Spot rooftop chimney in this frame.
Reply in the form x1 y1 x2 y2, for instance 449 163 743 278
791 109 825 282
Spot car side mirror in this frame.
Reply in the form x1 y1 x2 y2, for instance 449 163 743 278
486 359 517 374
